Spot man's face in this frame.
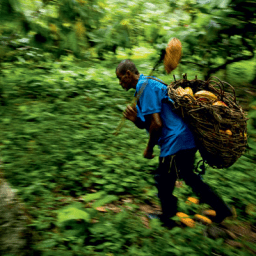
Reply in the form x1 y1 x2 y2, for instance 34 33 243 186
116 70 133 91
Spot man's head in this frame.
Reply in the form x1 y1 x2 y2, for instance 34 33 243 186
116 59 140 91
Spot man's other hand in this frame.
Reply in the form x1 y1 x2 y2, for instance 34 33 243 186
143 147 155 159
123 105 137 123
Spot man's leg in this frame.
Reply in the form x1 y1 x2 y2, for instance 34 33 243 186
176 148 233 223
154 156 178 225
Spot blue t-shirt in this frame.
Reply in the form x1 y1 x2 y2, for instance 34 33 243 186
135 74 196 157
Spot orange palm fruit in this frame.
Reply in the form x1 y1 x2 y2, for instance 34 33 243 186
181 218 195 228
202 209 216 217
176 212 195 227
186 197 199 205
176 212 189 218
194 214 212 225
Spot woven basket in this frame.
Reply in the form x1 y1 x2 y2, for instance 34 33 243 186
168 75 248 169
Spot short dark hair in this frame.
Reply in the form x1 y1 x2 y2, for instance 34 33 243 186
116 59 139 75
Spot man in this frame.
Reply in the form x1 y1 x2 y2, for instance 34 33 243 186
116 59 233 228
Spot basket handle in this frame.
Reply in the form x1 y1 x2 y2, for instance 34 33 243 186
208 76 225 101
221 81 237 104
209 76 236 103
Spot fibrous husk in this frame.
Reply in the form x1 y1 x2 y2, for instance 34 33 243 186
164 38 182 74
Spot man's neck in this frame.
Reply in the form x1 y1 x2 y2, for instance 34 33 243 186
132 73 140 89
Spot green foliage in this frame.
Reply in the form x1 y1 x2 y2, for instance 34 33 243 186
57 204 91 223
0 0 23 22
1 1 256 255
175 0 256 78
1 52 256 255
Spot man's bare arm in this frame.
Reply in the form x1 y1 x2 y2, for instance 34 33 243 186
144 113 162 159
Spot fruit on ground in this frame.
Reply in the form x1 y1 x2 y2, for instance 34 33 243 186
194 214 212 225
202 209 216 217
176 212 195 228
186 197 199 205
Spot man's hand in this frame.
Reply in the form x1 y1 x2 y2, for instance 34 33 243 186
143 147 155 159
123 104 137 123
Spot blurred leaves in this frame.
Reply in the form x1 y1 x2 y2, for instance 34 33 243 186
0 0 256 255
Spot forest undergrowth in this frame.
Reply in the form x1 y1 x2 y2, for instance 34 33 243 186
0 48 256 255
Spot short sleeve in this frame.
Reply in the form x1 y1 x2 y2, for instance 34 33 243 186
138 82 165 115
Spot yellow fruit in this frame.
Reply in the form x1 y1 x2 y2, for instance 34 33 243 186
176 212 189 218
202 209 216 217
225 130 232 136
240 132 247 139
176 212 195 227
220 129 232 136
175 87 186 96
186 197 199 205
181 218 195 228
194 214 212 225
194 90 218 101
184 87 194 97
212 101 227 107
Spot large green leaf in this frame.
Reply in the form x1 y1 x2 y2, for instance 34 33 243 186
82 191 106 202
92 195 119 208
57 206 90 223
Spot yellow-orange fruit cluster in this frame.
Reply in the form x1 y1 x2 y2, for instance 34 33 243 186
176 212 195 228
186 197 199 205
202 209 216 217
194 214 212 225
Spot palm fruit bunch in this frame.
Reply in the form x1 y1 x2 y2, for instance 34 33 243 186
167 74 248 169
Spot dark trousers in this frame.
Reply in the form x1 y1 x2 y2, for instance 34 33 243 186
154 148 231 222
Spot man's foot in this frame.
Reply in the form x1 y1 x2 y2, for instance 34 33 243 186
214 206 236 223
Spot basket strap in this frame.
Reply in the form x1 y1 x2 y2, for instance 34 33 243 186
135 76 168 103
146 77 169 87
